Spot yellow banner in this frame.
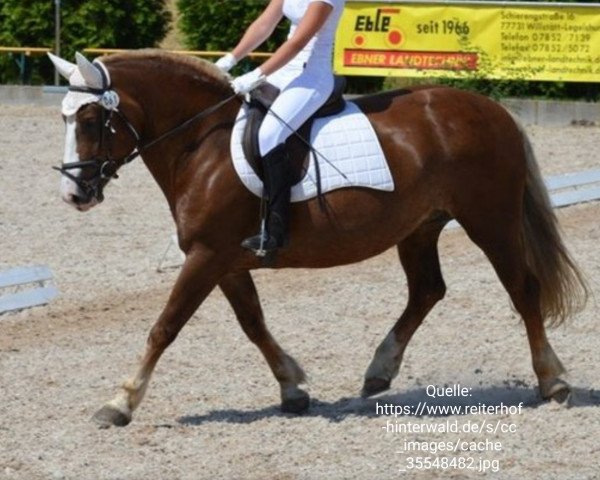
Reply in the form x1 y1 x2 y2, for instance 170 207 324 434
334 2 600 81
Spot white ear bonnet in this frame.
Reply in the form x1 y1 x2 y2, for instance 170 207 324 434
48 52 120 116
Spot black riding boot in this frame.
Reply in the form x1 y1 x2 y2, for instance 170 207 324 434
241 144 291 255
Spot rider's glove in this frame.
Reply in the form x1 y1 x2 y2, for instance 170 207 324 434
214 53 237 73
231 68 266 96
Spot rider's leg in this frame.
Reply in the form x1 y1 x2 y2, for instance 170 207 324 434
241 71 333 254
241 143 291 251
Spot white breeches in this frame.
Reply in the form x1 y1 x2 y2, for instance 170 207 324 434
259 63 334 156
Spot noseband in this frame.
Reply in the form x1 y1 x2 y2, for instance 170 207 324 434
54 61 237 201
54 99 142 201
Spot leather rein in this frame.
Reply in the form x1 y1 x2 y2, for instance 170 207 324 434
54 74 238 201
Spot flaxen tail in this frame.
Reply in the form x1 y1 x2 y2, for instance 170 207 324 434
518 125 588 326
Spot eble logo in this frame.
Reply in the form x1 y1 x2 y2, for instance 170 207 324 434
353 8 404 48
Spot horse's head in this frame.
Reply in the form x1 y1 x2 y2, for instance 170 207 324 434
49 53 140 211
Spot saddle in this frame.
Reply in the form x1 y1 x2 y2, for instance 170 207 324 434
242 76 347 185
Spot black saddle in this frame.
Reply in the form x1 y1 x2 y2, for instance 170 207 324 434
242 76 347 185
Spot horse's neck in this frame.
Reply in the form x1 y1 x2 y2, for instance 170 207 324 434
135 77 232 149
129 72 236 210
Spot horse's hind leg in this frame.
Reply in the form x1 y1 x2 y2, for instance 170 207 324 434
219 271 309 413
363 221 447 397
458 215 569 401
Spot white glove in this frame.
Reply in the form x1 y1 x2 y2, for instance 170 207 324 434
231 68 266 95
215 53 237 73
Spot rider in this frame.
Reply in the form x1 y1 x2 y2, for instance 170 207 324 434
215 0 345 255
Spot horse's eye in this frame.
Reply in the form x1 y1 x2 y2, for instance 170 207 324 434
80 118 99 132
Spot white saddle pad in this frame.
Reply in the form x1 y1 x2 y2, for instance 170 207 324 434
230 101 394 202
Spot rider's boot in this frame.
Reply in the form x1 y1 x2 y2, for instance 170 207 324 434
241 144 290 254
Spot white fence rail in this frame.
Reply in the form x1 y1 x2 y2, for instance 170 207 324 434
0 265 59 314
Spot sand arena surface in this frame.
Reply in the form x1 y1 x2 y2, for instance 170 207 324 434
0 104 599 479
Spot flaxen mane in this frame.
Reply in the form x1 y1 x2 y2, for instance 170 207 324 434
99 49 232 91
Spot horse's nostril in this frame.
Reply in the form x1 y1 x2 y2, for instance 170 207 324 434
71 194 84 205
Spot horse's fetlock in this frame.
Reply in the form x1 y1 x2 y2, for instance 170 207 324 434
122 379 142 394
278 353 306 385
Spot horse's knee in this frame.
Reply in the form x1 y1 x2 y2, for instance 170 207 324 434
148 323 179 350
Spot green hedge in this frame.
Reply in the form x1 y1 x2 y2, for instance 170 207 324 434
175 0 598 98
1 0 597 100
435 79 600 101
176 0 383 93
177 0 288 75
0 0 171 84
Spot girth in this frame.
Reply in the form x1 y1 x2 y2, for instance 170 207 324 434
242 76 346 185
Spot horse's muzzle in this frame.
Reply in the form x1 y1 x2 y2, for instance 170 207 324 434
54 160 112 209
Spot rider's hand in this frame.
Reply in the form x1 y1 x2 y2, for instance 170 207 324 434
215 53 237 73
231 68 266 95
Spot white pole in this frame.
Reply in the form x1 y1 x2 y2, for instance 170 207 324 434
54 0 61 85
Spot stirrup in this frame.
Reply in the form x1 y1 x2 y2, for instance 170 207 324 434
241 232 279 257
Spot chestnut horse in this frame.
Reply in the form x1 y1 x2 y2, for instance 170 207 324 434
50 51 586 427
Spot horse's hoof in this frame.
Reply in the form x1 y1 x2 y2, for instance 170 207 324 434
281 389 310 414
361 377 391 398
540 379 571 404
92 405 131 428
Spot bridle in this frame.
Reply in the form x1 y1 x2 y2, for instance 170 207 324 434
54 103 139 201
54 61 238 202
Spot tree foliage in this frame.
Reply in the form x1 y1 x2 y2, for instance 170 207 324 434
1 0 597 99
436 78 599 101
176 0 382 92
0 0 171 84
177 0 289 74
176 0 598 98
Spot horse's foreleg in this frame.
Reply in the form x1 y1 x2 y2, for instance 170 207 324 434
219 271 309 413
92 246 229 427
362 223 446 397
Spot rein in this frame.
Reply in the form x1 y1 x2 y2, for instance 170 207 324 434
54 75 238 200
118 93 239 164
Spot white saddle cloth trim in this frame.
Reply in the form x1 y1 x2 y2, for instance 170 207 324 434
230 101 394 202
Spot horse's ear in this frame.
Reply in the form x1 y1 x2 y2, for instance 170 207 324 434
47 53 76 80
75 52 104 89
